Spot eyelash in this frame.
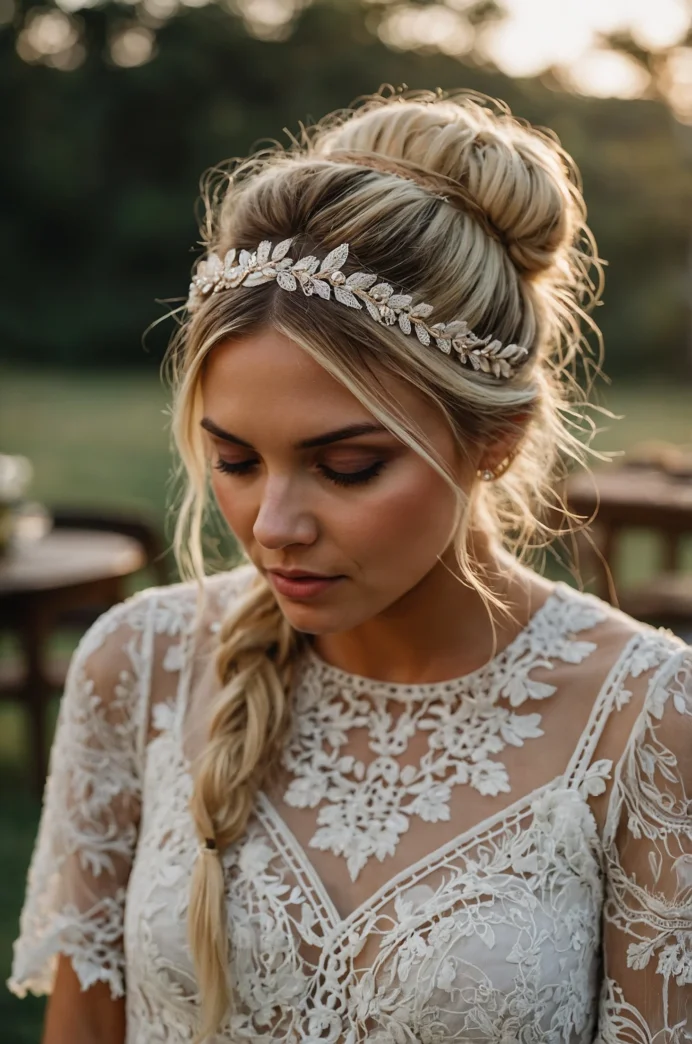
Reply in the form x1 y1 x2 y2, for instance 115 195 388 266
213 458 386 488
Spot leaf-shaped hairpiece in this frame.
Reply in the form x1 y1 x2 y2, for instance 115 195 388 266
187 239 529 380
319 243 349 273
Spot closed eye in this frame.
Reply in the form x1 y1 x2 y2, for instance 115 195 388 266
214 459 256 477
213 458 386 488
319 461 386 487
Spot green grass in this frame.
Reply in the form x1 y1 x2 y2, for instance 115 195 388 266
590 383 692 453
1 368 691 1040
2 370 692 526
1 369 172 526
0 764 49 1042
0 370 173 1038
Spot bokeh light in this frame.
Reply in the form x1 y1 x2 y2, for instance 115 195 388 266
15 8 85 69
142 0 179 19
478 0 689 97
109 24 157 66
666 47 692 123
565 50 652 100
378 5 474 56
236 0 301 40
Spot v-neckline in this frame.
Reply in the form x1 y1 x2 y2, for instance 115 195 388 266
170 723 574 933
255 774 569 932
250 627 635 932
169 578 618 935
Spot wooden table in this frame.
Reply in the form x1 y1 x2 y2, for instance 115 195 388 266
0 529 146 794
566 464 692 614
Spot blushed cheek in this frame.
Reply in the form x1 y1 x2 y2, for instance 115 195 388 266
344 470 458 578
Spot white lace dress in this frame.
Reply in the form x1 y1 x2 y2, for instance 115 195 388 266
9 567 692 1043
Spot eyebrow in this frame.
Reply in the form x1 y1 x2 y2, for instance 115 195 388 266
200 416 388 450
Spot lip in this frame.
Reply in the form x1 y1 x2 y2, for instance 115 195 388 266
267 570 344 600
270 568 334 579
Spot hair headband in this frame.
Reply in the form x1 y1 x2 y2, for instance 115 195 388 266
186 238 529 380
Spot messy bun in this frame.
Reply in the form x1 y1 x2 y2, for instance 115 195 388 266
315 95 582 277
168 87 604 1040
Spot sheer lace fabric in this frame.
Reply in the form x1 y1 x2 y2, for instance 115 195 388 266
9 567 692 1043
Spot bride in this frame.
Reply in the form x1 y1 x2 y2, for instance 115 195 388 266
10 89 692 1043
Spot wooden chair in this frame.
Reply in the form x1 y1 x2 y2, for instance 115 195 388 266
566 468 692 634
0 509 170 794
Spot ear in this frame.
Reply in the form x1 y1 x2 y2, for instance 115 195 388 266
477 410 532 477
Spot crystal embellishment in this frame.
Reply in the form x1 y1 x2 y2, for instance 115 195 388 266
186 238 529 380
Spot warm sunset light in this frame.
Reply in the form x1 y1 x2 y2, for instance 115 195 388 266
5 0 692 1038
363 0 692 115
486 0 692 118
35 0 692 113
480 0 689 83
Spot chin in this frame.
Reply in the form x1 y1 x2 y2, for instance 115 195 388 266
277 604 352 635
274 594 372 636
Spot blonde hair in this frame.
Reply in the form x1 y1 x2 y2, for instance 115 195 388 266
166 87 604 1039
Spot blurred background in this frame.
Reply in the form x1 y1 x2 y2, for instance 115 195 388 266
1 0 692 1037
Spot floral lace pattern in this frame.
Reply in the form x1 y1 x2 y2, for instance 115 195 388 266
9 572 692 1043
283 592 605 881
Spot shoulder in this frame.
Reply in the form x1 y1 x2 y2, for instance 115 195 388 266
76 562 258 655
630 641 692 752
600 641 692 858
548 582 688 756
556 584 691 761
552 581 686 679
550 586 691 830
65 562 259 716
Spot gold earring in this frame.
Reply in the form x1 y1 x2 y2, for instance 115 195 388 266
477 452 516 482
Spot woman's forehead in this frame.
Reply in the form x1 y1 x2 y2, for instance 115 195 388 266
203 330 360 407
201 329 448 445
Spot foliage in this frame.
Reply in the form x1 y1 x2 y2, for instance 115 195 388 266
1 0 691 376
0 761 45 1042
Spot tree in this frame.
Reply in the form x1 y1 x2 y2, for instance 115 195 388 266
1 0 691 376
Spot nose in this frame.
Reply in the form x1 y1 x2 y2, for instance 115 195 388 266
252 475 318 550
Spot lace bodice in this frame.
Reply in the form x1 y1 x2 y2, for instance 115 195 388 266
9 567 692 1042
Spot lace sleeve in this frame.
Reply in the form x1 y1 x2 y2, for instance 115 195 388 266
597 646 692 1043
8 595 152 1001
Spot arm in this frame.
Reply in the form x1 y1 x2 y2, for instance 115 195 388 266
9 597 149 1042
42 956 126 1044
596 648 692 1043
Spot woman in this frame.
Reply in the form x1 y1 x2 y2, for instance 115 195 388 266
10 89 692 1043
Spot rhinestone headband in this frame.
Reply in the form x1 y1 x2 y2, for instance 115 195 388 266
186 239 529 379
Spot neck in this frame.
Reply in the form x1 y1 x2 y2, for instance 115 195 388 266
311 542 554 685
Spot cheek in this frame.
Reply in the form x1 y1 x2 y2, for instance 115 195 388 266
210 473 249 537
342 464 458 571
209 460 460 572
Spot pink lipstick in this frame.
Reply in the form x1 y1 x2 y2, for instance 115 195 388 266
267 571 344 600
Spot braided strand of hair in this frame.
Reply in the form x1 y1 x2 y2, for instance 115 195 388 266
187 574 302 1042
